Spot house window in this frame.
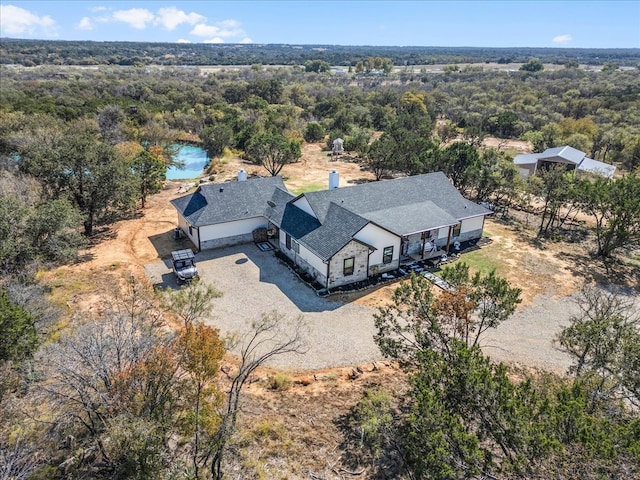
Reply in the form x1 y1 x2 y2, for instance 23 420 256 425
286 233 292 250
343 257 355 276
188 225 193 236
383 246 393 264
291 239 300 253
452 223 461 237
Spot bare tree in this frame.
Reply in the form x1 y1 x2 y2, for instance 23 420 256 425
0 437 41 480
206 311 307 479
556 285 640 407
97 105 126 145
38 278 166 463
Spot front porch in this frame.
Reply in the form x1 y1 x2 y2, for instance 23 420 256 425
400 224 461 263
399 237 481 270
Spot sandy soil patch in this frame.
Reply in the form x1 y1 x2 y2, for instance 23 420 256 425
215 142 376 192
70 142 375 277
482 136 532 153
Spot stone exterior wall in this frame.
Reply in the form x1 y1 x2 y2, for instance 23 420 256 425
454 228 483 244
368 257 399 276
200 232 254 250
328 240 369 289
280 239 328 287
434 228 483 250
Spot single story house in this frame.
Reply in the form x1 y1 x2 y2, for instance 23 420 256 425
171 171 492 290
514 145 616 179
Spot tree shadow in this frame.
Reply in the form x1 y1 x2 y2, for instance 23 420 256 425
554 250 639 290
148 229 194 260
144 258 185 291
493 215 583 252
347 177 374 185
75 252 95 263
333 403 409 479
153 271 182 291
87 225 118 245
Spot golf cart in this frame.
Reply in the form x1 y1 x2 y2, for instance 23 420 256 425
171 249 198 283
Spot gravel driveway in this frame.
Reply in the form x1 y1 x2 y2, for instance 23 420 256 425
145 244 382 370
145 244 634 373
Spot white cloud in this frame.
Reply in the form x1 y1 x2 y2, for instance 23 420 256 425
190 23 221 37
552 34 573 44
0 4 56 36
218 19 240 28
155 7 205 31
77 17 93 30
176 38 191 43
204 37 225 44
190 21 245 39
239 37 253 44
112 8 155 29
90 6 108 13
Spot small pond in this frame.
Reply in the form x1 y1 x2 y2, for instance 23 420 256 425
166 144 208 180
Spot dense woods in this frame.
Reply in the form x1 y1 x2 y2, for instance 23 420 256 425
1 40 639 67
1 42 639 478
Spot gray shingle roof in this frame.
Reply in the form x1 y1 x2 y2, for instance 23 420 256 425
170 171 492 261
301 172 490 235
365 201 457 235
170 176 289 227
265 187 297 226
296 202 370 260
278 203 321 239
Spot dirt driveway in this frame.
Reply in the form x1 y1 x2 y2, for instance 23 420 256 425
145 243 582 373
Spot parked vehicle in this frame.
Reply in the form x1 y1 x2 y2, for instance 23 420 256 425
171 249 198 283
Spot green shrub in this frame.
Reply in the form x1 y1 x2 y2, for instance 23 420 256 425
351 388 394 455
304 122 325 143
268 372 292 391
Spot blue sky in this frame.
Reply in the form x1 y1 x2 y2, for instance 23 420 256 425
1 1 639 48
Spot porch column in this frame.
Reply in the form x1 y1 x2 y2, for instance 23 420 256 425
445 226 452 254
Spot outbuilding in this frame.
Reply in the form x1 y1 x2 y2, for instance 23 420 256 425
514 145 616 179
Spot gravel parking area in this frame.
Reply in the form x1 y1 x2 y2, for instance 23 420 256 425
145 244 383 370
481 294 577 374
145 244 635 373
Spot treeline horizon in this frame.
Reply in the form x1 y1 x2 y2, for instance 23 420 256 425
1 38 639 67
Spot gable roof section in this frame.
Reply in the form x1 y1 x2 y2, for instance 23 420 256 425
300 172 490 236
278 203 321 239
539 145 585 164
295 202 370 260
171 176 289 227
265 187 297 227
365 200 457 235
